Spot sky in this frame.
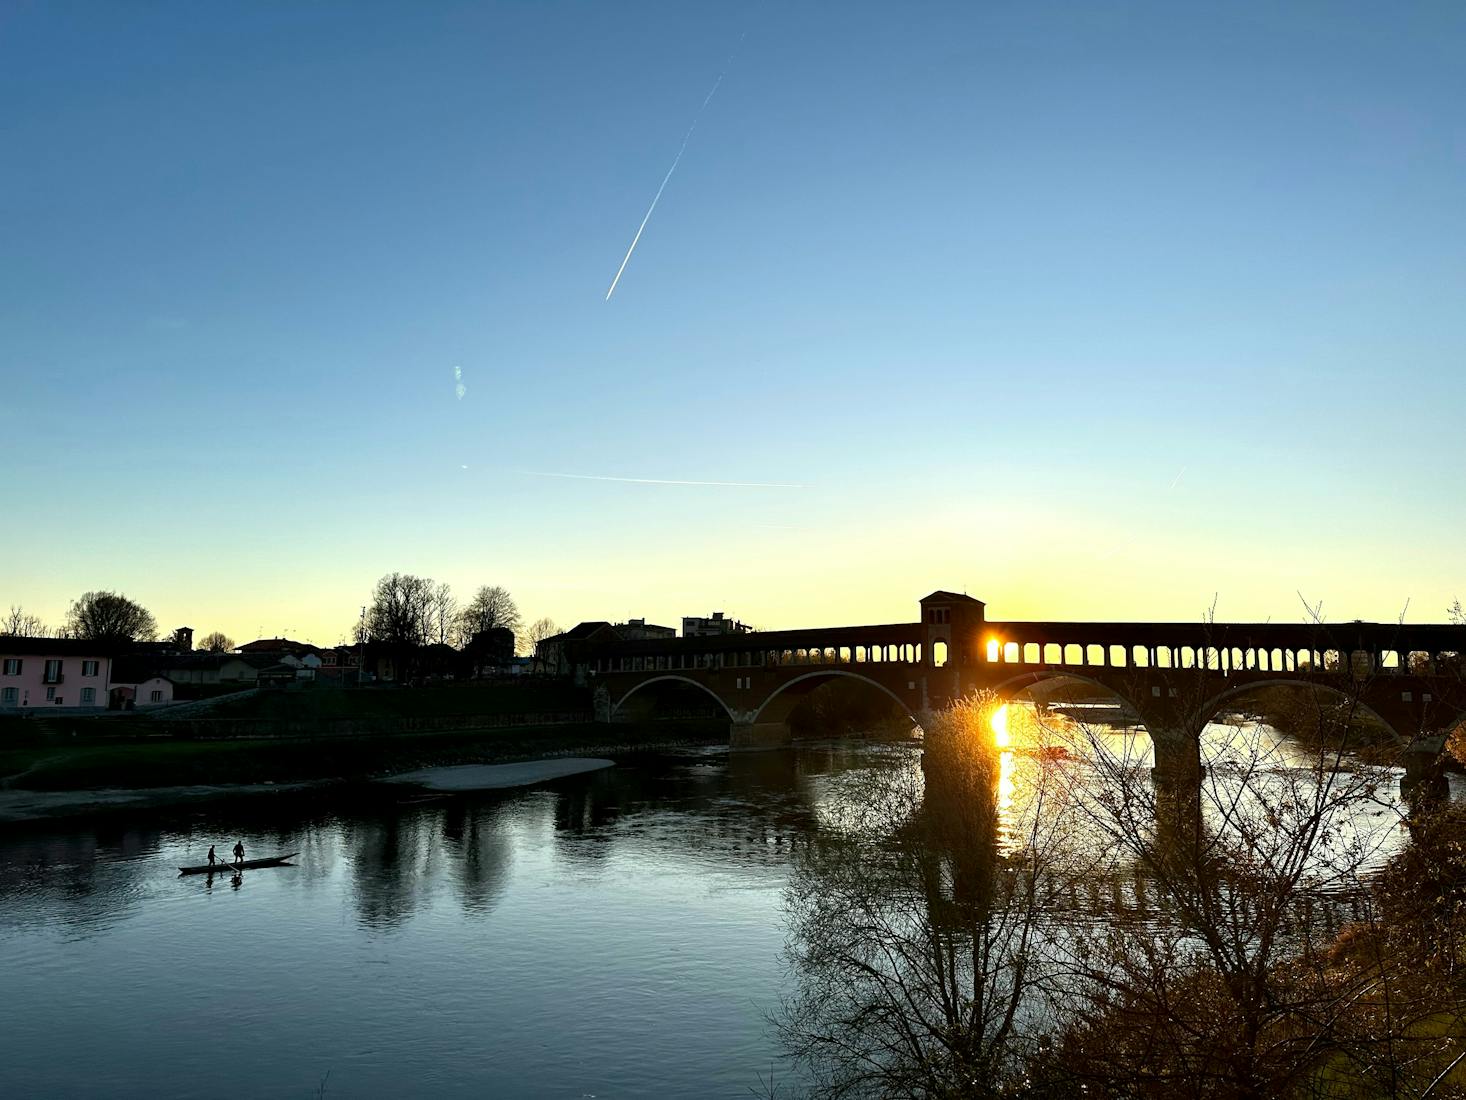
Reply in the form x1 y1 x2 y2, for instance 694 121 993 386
3 1 1464 645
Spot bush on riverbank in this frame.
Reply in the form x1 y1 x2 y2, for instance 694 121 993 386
778 691 1466 1098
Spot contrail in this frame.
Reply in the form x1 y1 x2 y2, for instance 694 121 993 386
526 470 804 489
1168 465 1187 490
605 34 745 301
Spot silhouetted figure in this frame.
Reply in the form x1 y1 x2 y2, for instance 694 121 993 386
232 840 245 866
207 845 216 868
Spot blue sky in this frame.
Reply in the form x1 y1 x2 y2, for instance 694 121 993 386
3 2 1464 643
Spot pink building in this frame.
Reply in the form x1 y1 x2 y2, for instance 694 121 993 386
0 637 113 711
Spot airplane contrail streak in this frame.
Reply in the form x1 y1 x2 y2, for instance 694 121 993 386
605 35 745 301
526 470 804 489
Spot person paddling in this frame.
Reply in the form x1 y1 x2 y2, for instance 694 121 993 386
232 840 245 867
207 845 217 869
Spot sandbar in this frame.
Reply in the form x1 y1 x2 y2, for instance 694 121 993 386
382 758 615 791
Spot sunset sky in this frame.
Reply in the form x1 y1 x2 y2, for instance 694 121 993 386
5 2 1464 645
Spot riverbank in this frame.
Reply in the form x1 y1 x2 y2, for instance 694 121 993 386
0 720 729 824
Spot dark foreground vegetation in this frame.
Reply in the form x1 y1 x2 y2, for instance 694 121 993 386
774 691 1466 1099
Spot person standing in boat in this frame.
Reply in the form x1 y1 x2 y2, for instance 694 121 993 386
232 840 245 866
207 845 217 869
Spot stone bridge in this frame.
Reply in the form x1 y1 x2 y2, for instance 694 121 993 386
575 591 1466 777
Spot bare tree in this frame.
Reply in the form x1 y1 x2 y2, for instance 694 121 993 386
1033 651 1431 1097
198 631 234 653
65 590 158 645
1 605 46 637
524 616 560 655
427 582 458 647
776 692 1070 1098
366 573 436 649
459 585 521 644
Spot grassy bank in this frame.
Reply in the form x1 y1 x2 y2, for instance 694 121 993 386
0 720 728 792
0 682 595 745
173 681 590 722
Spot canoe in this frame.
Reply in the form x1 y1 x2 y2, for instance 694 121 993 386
177 852 299 876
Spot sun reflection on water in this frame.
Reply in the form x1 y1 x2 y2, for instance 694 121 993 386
991 702 1011 748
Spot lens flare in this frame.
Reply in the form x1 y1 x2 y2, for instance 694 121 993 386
991 703 1011 748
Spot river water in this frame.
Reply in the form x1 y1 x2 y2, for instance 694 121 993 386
0 744 863 1098
0 730 1438 1098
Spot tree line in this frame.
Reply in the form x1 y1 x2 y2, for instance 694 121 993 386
357 573 557 656
3 592 165 646
2 576 562 658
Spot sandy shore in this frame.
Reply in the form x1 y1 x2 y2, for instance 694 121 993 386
382 758 615 791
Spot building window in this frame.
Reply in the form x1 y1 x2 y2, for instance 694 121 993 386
150 690 164 703
2 659 19 676
1 687 16 705
81 687 95 705
82 660 99 677
46 687 56 701
43 660 62 684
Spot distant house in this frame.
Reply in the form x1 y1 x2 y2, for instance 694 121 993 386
681 611 751 638
535 621 621 678
316 646 362 682
616 618 676 641
0 637 112 711
158 652 274 686
255 663 298 689
108 657 175 709
464 628 516 677
238 637 314 654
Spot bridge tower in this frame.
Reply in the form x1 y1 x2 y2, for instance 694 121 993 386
920 591 984 708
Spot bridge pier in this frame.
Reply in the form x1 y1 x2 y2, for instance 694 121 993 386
1148 728 1205 851
1149 730 1203 784
1403 733 1448 779
730 721 793 750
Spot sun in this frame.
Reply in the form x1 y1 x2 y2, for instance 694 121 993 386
991 703 1011 748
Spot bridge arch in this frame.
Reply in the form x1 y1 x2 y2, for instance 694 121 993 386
751 670 918 727
986 669 1146 725
1198 679 1408 745
610 675 735 722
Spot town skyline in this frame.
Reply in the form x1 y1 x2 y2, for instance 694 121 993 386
5 562 1462 654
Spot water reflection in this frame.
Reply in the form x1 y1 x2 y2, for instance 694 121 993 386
0 730 1440 1099
777 709 1439 1096
1 748 868 1098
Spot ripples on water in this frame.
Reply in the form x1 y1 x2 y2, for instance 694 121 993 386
0 728 1440 1098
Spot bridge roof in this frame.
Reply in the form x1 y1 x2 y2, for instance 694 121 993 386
582 621 923 655
986 620 1466 650
921 590 984 606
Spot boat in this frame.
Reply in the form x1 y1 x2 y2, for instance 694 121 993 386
177 852 299 876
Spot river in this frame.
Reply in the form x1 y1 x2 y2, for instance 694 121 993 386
0 727 1440 1098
